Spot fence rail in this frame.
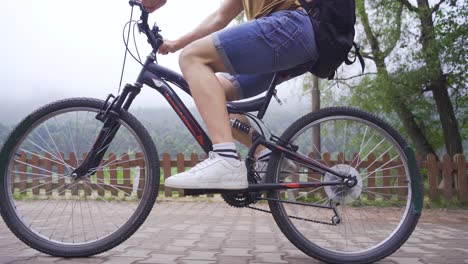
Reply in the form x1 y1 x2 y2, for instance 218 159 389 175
11 152 468 203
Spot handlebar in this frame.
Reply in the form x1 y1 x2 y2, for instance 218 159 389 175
128 0 164 52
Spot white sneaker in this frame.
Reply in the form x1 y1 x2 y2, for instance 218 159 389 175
255 158 297 182
165 152 248 190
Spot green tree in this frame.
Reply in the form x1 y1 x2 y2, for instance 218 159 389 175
354 0 437 157
397 0 466 155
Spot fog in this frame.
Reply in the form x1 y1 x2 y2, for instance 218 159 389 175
0 0 216 108
0 0 317 125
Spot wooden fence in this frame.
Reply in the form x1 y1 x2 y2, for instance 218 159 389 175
418 154 468 202
11 152 468 203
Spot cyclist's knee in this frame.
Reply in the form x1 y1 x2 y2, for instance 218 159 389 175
179 45 198 72
179 37 226 73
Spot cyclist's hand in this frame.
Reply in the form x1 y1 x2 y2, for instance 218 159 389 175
158 39 182 55
142 0 167 13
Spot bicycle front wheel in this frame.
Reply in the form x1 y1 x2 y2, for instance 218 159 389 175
0 98 160 257
267 107 422 264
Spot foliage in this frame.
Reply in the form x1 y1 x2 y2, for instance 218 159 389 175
433 0 468 144
306 0 468 156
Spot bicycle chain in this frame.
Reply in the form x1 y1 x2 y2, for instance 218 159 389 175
224 164 336 226
246 205 336 226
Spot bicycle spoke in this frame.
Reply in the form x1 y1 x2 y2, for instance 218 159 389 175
15 160 62 177
360 163 404 180
363 146 393 170
11 170 68 179
266 109 418 259
24 140 74 171
64 116 79 166
31 130 69 171
3 100 155 250
93 178 133 197
83 181 101 240
360 188 408 201
355 137 386 169
92 156 145 173
19 148 74 170
44 123 70 171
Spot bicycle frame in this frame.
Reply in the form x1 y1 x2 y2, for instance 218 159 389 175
137 55 348 182
72 1 350 193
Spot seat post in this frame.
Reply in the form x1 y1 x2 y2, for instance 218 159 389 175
257 73 280 119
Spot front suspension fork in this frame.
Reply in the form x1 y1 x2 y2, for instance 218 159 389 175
71 83 142 178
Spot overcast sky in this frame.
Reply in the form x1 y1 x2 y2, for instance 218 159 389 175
0 0 312 124
1 0 428 125
0 1 220 109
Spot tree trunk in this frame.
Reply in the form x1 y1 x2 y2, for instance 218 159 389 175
357 0 437 157
311 76 321 155
416 1 464 155
430 73 463 155
394 102 437 158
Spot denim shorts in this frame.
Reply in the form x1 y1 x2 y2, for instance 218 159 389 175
212 9 318 99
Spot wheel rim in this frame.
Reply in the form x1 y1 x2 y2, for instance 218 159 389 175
4 107 152 245
273 115 412 254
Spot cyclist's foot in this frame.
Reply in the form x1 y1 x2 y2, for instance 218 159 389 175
165 152 248 190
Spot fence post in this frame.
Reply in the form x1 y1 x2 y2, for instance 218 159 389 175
69 153 78 196
135 152 145 198
176 153 185 197
31 152 40 195
367 154 376 201
82 153 92 196
18 151 27 193
382 153 391 195
109 154 118 196
427 154 438 200
162 153 172 197
58 152 66 196
96 155 105 197
442 154 453 200
455 154 468 202
121 153 130 196
44 153 52 193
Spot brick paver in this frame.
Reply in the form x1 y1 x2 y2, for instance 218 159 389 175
0 201 467 264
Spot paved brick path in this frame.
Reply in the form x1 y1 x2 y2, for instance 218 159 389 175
1 201 467 264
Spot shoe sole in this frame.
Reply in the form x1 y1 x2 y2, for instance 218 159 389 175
165 181 248 190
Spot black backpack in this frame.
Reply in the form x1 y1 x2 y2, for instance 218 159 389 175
298 0 364 79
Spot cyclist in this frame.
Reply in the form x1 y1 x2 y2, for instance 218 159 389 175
142 0 317 189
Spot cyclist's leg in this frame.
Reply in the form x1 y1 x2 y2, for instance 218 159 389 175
167 9 317 189
218 73 274 154
179 9 318 146
179 36 233 146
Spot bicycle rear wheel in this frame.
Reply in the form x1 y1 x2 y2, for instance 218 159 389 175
0 98 160 257
267 107 422 264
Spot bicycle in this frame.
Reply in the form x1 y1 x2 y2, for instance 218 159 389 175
0 1 423 263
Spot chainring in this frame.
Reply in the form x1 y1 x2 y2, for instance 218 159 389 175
221 192 255 208
222 169 259 208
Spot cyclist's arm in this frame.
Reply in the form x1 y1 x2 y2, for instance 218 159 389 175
176 0 244 49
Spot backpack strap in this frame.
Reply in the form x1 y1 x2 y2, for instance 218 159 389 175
345 42 365 73
297 0 318 14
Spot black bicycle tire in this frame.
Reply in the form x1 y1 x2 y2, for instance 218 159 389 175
0 97 160 257
266 107 422 264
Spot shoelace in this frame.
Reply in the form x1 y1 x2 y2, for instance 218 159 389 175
188 152 219 172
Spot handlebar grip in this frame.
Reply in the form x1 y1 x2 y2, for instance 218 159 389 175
129 0 150 14
129 0 142 7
